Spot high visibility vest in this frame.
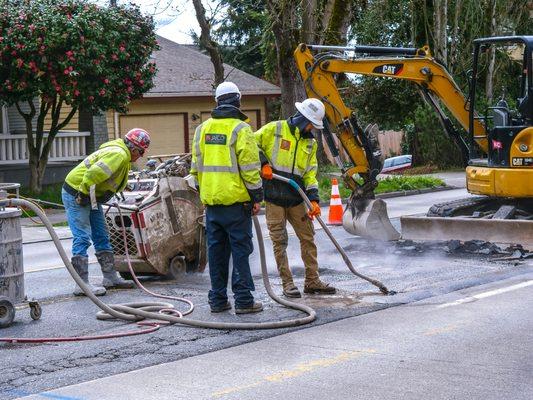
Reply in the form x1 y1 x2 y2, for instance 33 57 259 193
255 120 318 192
65 139 131 198
190 117 262 206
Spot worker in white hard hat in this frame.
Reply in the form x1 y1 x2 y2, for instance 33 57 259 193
190 81 264 314
254 98 336 298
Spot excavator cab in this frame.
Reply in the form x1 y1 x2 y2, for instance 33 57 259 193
466 37 533 198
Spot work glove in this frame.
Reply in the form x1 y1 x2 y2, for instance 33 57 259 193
307 201 321 219
261 164 273 180
75 192 90 206
252 202 261 215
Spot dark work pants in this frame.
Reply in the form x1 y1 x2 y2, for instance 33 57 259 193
206 203 255 308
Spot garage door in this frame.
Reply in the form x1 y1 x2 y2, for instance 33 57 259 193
119 113 186 157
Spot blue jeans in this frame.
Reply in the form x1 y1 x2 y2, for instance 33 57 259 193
206 203 255 308
62 189 113 258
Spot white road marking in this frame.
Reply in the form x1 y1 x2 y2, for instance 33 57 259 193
437 280 533 308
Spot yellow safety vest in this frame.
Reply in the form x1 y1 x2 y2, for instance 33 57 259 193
65 139 131 199
255 120 318 192
190 117 262 206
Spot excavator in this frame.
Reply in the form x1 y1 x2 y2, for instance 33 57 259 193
294 36 533 246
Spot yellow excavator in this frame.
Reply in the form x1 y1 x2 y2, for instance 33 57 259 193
294 36 533 246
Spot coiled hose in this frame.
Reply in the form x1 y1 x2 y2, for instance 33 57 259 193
0 197 316 334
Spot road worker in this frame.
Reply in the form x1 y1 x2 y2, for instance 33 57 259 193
190 81 264 314
62 128 151 296
255 98 336 298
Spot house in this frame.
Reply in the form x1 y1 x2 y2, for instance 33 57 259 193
105 36 281 156
0 36 281 185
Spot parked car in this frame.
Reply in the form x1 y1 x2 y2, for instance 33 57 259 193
381 154 412 174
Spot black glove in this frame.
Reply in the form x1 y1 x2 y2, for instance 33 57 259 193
75 192 90 206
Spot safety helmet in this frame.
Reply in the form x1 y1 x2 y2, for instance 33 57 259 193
215 81 241 101
295 98 325 129
125 128 151 151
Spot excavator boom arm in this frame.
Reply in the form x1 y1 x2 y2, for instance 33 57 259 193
294 43 488 176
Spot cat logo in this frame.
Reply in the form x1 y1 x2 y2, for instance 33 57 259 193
373 63 404 76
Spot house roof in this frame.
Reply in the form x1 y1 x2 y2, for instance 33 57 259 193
146 36 281 98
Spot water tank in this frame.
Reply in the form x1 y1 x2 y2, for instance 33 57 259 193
0 207 25 305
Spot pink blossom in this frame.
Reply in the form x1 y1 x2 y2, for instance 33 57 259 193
16 58 23 68
64 69 70 75
66 50 74 57
99 89 106 96
139 80 144 85
55 86 61 92
111 54 118 60
119 46 125 52
88 96 94 102
127 86 133 93
103 78 109 84
74 90 80 97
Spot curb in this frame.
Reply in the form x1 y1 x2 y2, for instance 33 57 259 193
319 185 458 206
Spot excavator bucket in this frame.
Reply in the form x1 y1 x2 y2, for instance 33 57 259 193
342 198 401 241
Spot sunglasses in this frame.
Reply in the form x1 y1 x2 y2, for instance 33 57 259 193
136 147 145 156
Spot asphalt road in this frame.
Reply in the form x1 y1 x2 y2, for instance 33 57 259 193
16 274 532 400
2 188 531 399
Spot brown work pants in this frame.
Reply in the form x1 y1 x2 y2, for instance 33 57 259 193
265 201 320 289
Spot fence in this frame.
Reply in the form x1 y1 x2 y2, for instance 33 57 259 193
0 131 89 165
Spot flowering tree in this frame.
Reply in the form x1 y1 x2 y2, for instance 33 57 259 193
0 0 158 192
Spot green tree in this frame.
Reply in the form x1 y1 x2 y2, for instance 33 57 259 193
0 0 158 192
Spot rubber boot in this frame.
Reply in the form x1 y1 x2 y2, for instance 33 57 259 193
96 251 135 289
71 255 106 296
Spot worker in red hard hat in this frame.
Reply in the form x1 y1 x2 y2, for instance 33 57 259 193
62 128 151 296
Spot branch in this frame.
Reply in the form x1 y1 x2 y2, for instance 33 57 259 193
15 102 35 152
192 0 225 87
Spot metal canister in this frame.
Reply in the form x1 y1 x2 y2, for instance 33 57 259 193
0 207 24 305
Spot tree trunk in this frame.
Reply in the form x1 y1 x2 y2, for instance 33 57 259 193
192 0 225 87
449 0 462 74
324 0 352 45
28 153 47 193
485 0 497 103
266 0 304 117
433 0 448 65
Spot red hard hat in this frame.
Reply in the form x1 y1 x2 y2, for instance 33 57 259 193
125 128 150 150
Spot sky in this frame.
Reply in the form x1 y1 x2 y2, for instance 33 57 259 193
94 0 201 44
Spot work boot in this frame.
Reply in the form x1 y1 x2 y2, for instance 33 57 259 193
210 301 232 313
235 301 263 314
283 285 302 298
304 280 336 295
96 251 135 289
71 255 106 296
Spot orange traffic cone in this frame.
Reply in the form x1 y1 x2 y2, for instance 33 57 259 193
328 178 343 225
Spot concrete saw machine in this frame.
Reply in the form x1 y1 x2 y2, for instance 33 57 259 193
103 154 206 280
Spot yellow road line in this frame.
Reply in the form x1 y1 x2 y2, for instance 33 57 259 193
212 349 376 398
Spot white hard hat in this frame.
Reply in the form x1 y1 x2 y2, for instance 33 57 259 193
295 98 325 129
215 81 241 101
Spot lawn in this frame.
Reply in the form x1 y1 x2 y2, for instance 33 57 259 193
318 174 445 202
